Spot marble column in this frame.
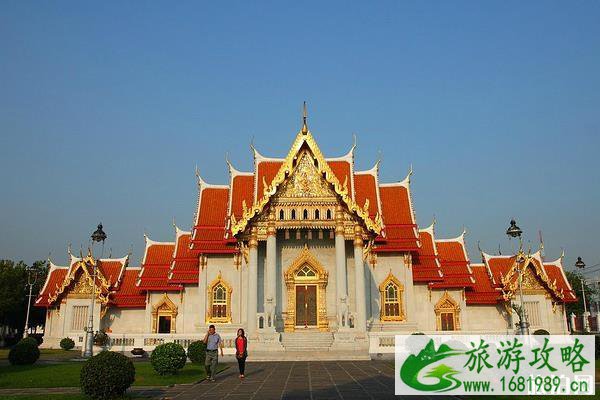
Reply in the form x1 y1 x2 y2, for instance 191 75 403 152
265 212 277 329
247 227 258 335
335 205 348 328
353 225 367 331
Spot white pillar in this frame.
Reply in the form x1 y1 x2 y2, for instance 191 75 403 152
353 225 367 331
265 212 277 329
335 205 348 329
247 227 258 335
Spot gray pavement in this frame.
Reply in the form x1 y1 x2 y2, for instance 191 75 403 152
172 360 455 400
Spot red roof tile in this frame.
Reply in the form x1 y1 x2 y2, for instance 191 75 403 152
191 187 237 253
376 185 419 251
230 175 254 219
412 230 443 282
431 240 474 288
466 265 502 304
138 242 181 291
328 161 352 194
544 263 577 303
35 267 68 307
354 173 378 217
111 269 146 308
256 161 282 199
169 233 199 284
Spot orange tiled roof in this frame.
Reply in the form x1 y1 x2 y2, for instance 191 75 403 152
111 269 146 308
256 161 283 199
191 187 237 253
328 160 352 194
544 263 577 303
412 230 443 282
169 232 199 284
230 175 254 219
35 267 68 307
354 173 379 217
430 240 474 288
375 185 419 251
137 242 181 291
466 265 502 304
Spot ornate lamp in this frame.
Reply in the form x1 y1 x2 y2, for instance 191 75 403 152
83 223 107 358
574 257 589 332
91 224 107 243
506 219 522 238
506 219 529 335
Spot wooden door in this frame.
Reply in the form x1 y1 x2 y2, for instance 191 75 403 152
295 285 317 327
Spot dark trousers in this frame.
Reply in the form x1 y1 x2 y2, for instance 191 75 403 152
237 356 246 375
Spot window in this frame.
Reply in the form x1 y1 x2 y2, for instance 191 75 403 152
434 291 460 331
326 209 332 219
279 209 285 220
212 283 227 319
303 209 309 219
151 294 178 333
440 312 455 331
297 264 317 278
71 305 88 331
291 209 296 220
383 282 401 318
207 274 232 323
524 301 541 326
315 209 320 219
158 316 171 333
379 273 405 321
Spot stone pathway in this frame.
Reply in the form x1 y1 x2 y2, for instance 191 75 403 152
171 361 456 400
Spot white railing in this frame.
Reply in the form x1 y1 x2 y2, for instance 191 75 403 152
97 333 238 354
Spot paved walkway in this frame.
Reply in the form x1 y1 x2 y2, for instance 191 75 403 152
172 361 455 400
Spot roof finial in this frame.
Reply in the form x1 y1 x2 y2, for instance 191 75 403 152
301 101 308 134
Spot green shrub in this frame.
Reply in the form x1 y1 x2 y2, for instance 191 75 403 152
8 337 40 365
94 331 109 346
150 343 186 375
80 351 135 400
60 337 75 350
187 340 206 364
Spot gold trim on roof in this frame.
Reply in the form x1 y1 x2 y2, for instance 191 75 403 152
48 255 112 306
500 256 563 301
230 130 383 236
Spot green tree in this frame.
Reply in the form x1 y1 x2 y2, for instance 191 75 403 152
564 270 597 316
0 259 48 341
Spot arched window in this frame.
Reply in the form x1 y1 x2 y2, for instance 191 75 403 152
315 209 320 220
291 209 296 220
379 273 405 321
303 209 309 219
279 209 285 220
326 209 332 220
207 274 232 323
434 291 460 331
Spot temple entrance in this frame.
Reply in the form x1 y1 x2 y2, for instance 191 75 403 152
295 285 317 327
284 246 329 332
158 316 171 333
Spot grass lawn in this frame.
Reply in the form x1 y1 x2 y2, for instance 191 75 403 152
0 348 82 362
0 361 227 389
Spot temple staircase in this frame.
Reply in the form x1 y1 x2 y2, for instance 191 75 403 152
248 330 370 361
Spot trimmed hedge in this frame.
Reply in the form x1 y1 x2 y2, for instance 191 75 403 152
187 340 207 364
8 337 40 365
60 337 76 351
150 343 187 375
80 351 135 400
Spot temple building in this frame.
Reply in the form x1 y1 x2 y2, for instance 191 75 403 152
36 111 577 358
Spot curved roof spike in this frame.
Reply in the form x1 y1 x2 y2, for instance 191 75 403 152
396 164 413 186
67 242 73 256
420 217 436 234
352 132 357 150
172 217 177 229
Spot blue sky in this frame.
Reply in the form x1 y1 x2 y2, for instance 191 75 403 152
1 1 599 275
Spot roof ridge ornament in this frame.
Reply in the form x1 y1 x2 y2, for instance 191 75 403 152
301 101 308 134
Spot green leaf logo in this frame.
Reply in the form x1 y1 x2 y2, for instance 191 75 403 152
400 339 464 392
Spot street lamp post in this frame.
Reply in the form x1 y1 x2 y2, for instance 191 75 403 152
575 257 590 333
506 219 530 335
83 224 107 358
23 267 38 338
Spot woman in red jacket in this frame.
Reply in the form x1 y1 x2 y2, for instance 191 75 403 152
235 328 248 379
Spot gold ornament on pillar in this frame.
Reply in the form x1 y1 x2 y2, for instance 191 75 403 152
353 224 364 247
267 210 276 237
335 205 345 235
249 226 258 249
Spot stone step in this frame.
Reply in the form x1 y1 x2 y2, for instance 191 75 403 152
247 351 371 361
